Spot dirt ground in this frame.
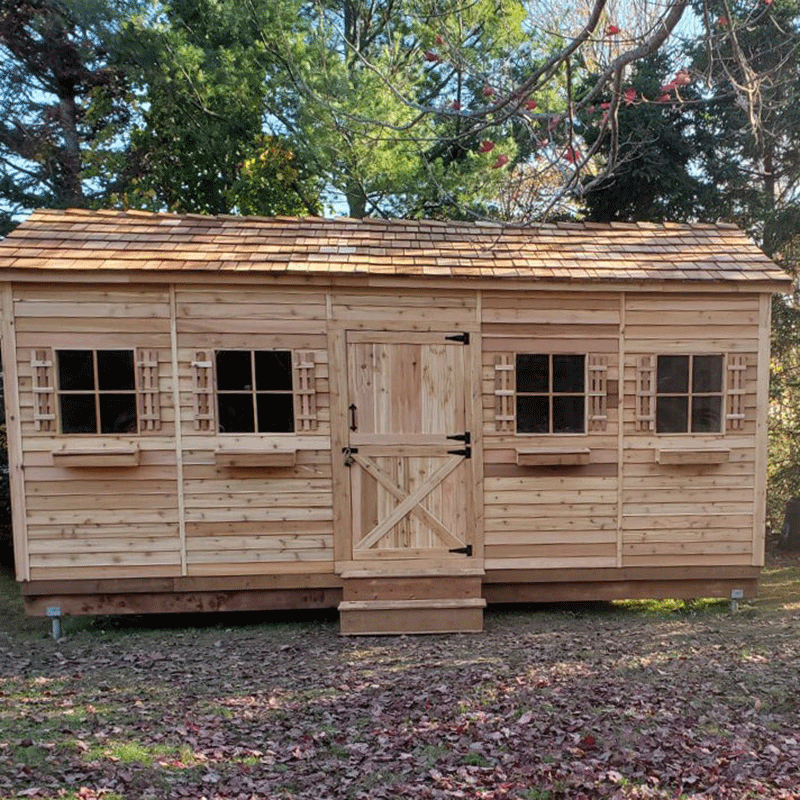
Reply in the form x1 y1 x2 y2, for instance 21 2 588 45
1 552 800 800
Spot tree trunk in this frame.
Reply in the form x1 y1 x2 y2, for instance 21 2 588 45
346 179 368 218
780 497 800 551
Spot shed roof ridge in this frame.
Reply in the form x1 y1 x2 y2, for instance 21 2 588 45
21 207 732 234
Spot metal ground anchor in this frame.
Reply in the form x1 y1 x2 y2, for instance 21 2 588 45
46 606 62 639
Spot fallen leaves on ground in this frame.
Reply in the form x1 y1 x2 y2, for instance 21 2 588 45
2 603 800 800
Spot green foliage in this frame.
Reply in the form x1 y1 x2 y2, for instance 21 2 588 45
580 53 717 222
256 0 534 217
118 0 320 215
0 0 134 218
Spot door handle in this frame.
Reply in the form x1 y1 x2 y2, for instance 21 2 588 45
349 404 357 431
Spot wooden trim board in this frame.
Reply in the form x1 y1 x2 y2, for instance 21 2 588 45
214 449 297 468
516 447 591 466
656 448 730 465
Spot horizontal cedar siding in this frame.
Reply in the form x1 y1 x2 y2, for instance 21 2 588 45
621 293 759 567
480 292 620 569
176 286 334 576
16 285 180 580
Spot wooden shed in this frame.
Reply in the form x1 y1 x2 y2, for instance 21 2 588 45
0 209 789 634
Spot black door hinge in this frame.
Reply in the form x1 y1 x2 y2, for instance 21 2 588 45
446 432 471 444
447 446 471 458
445 332 470 344
449 544 473 556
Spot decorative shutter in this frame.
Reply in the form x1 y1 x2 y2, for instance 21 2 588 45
31 349 55 432
136 349 161 432
636 355 656 432
192 350 215 431
587 354 608 431
726 354 746 431
494 354 515 432
293 351 318 432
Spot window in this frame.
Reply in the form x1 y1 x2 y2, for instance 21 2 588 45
656 354 723 433
516 354 585 433
57 350 138 434
216 350 294 433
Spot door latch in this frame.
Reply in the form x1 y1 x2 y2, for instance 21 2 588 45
342 446 358 466
449 545 473 556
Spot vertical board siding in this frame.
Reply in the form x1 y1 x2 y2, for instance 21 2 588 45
621 293 761 567
15 286 181 580
480 292 620 568
176 287 334 575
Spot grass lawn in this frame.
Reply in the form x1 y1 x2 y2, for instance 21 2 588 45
1 553 800 800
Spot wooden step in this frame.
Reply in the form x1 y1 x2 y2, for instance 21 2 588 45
338 598 486 635
342 573 482 602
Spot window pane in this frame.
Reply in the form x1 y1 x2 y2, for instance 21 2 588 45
58 350 95 390
60 394 97 433
97 350 135 391
257 393 295 433
657 355 689 393
99 394 138 433
553 396 585 433
656 396 688 433
553 355 585 393
216 351 253 391
218 393 255 432
516 395 549 433
692 395 722 432
693 355 723 393
255 351 293 392
516 354 549 393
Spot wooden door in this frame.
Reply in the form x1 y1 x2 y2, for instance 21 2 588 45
345 331 475 563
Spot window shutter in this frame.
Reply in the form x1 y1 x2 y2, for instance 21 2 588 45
192 350 215 431
293 351 318 432
587 354 608 431
31 349 55 432
136 349 161 432
636 355 656 432
726 354 746 431
494 354 515 432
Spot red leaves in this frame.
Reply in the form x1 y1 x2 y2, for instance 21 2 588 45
478 140 495 153
492 154 509 169
450 100 461 110
564 146 581 164
423 51 441 62
482 85 496 98
579 733 597 750
525 99 538 111
605 24 621 35
624 87 637 106
718 16 729 26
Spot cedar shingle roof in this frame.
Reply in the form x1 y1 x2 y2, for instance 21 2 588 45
0 207 789 286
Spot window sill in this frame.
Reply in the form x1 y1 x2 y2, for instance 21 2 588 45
656 448 730 465
214 448 297 468
516 447 591 466
52 445 140 468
